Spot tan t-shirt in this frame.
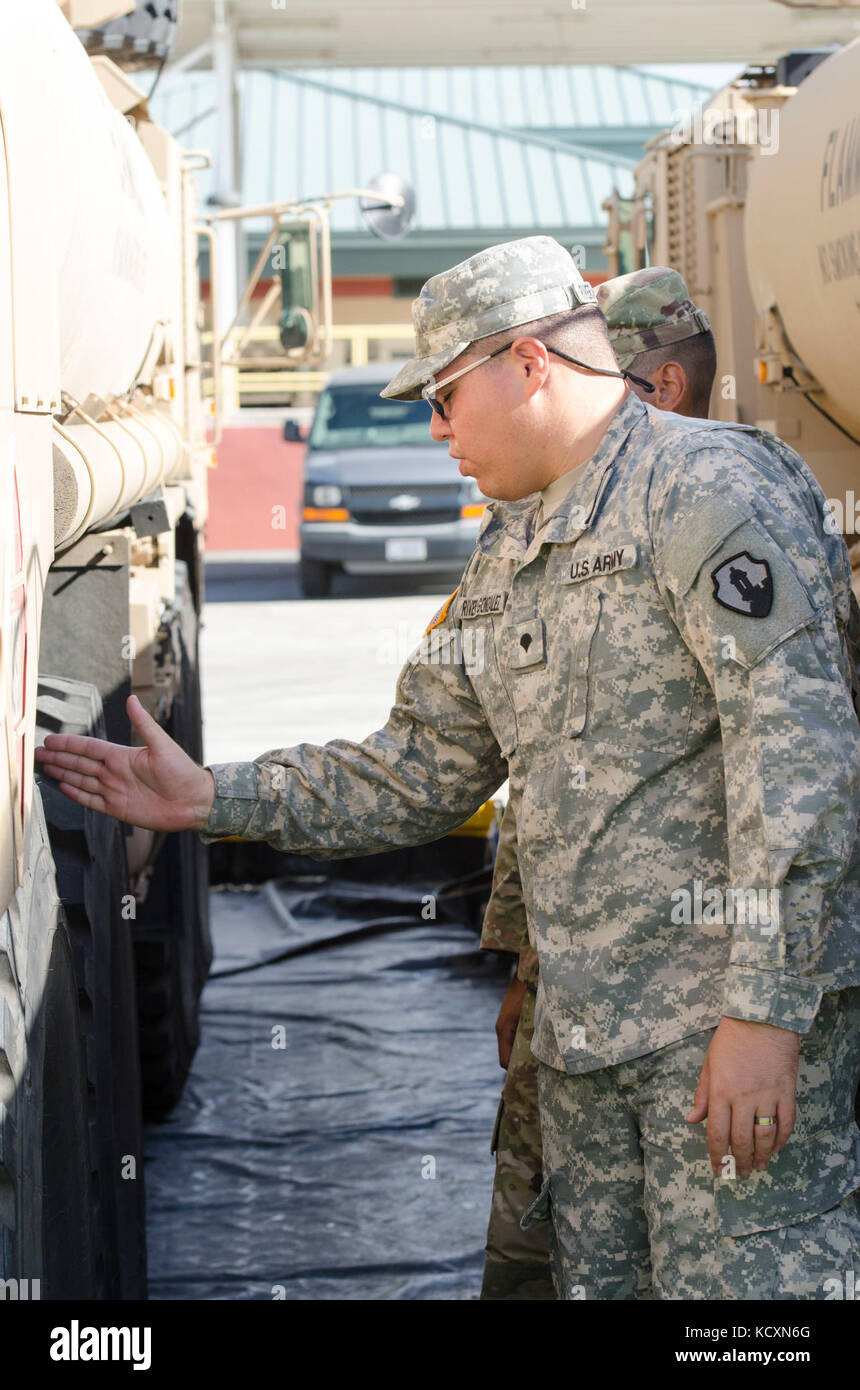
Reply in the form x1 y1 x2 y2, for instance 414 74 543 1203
533 458 589 534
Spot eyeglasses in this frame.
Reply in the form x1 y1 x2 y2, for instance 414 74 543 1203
421 339 639 421
421 343 512 420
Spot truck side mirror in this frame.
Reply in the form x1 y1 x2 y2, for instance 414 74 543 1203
283 419 302 443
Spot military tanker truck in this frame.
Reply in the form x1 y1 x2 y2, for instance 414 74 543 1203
604 38 860 579
0 0 218 1299
0 0 412 1302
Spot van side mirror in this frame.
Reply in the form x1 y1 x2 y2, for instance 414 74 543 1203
283 419 303 443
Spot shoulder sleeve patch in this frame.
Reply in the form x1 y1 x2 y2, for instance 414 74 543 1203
423 587 459 636
689 519 818 669
711 551 773 618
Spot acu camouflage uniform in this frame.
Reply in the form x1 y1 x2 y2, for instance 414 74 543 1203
479 264 715 1301
199 239 860 1300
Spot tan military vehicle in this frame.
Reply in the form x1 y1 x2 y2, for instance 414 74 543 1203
0 0 220 1298
604 39 860 585
0 0 413 1301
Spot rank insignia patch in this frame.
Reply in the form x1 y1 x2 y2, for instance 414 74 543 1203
509 617 546 669
711 551 773 618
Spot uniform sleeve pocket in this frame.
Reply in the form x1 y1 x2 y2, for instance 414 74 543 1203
686 518 818 671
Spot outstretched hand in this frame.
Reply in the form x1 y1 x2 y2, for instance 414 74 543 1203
34 694 216 833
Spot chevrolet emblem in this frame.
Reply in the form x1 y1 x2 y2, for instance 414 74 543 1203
389 493 421 512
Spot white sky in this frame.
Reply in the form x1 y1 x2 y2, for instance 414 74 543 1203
639 62 746 92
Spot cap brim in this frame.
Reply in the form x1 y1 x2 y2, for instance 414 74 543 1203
380 341 472 400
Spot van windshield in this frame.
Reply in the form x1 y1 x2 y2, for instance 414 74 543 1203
308 384 438 450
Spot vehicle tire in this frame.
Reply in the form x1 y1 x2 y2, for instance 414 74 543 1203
35 676 148 1299
74 1 180 70
133 561 211 1120
299 554 334 598
0 785 99 1298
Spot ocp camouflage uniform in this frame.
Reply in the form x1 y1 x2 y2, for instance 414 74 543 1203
595 264 712 370
481 984 555 1299
199 240 860 1299
480 789 539 993
478 793 550 1299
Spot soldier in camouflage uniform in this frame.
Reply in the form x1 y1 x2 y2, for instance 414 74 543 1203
35 236 860 1300
479 266 719 1301
480 821 550 1298
597 265 716 414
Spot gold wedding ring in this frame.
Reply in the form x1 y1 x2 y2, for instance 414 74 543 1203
754 1116 776 1126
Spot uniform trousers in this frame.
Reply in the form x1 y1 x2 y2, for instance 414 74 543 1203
522 988 860 1299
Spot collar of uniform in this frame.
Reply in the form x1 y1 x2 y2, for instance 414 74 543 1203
476 391 646 559
536 391 647 545
476 494 540 558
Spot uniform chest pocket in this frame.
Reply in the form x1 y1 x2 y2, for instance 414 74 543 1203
563 582 698 752
461 617 518 759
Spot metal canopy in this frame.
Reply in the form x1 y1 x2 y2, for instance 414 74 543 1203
174 0 860 68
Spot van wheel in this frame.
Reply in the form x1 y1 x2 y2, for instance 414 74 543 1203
299 555 334 598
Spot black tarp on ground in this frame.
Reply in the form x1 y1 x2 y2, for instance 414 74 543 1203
143 870 512 1300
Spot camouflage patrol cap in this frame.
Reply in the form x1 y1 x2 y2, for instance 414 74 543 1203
597 266 711 370
380 236 598 401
